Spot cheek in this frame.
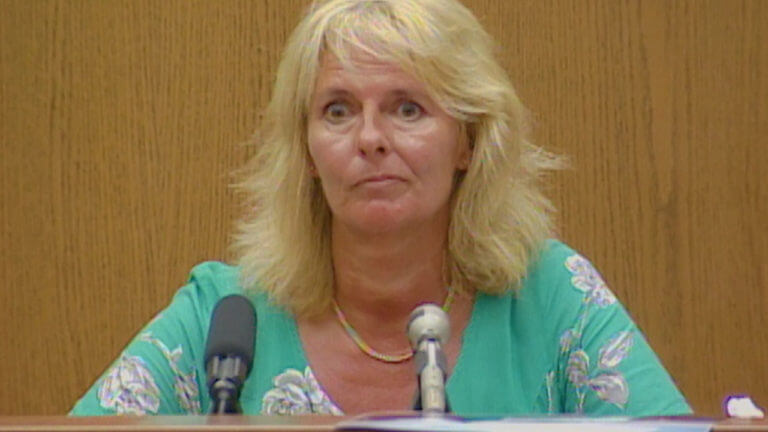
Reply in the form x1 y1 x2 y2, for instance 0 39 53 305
307 124 334 168
307 127 349 184
402 126 463 177
306 122 325 164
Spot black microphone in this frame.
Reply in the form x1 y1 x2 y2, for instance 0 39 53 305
407 303 451 414
204 294 256 414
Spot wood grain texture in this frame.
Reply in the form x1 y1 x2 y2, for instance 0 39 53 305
1 0 765 416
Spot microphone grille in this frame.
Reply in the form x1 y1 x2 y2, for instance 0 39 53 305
407 303 450 349
204 295 256 372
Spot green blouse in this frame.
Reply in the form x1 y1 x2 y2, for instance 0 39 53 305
70 240 691 417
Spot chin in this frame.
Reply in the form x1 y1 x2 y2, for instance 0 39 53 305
355 214 410 235
345 205 445 237
336 204 410 234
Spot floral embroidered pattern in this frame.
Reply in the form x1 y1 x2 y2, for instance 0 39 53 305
589 372 629 406
559 328 580 354
566 350 590 386
98 354 161 414
545 371 557 413
262 367 343 415
97 333 201 415
565 254 616 307
564 331 633 411
598 331 634 370
543 254 633 414
138 332 201 414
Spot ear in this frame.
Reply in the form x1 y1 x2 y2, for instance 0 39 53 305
458 147 472 170
306 154 322 178
455 123 473 170
308 161 318 177
455 137 473 170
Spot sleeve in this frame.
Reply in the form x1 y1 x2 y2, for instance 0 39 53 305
69 262 238 416
546 246 692 417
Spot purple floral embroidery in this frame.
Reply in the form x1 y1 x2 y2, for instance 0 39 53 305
173 372 200 413
138 333 201 414
262 367 343 415
566 350 590 386
563 331 634 411
558 254 634 412
565 254 616 307
598 331 634 369
98 354 160 414
559 328 579 354
589 372 629 407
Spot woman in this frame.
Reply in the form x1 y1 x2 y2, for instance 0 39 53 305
71 0 691 416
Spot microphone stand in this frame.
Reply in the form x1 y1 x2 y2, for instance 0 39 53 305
207 356 247 414
412 337 451 414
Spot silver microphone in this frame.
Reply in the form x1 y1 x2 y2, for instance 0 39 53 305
407 303 451 414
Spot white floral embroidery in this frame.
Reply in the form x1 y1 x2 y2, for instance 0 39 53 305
555 255 633 413
98 354 160 414
559 328 579 354
138 332 201 414
563 330 634 411
565 254 617 307
262 367 343 415
589 372 629 407
598 331 634 370
545 371 557 413
566 350 590 386
173 373 200 413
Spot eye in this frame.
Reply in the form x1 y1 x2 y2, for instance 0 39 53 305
396 101 424 121
323 101 351 124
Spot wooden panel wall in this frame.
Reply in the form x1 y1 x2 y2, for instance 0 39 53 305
1 0 766 417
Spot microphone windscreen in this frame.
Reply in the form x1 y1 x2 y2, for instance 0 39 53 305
204 295 256 372
407 303 450 348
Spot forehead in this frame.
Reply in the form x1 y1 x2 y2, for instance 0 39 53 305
313 51 426 94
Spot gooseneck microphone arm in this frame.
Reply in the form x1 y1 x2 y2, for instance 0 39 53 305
204 295 257 415
407 304 451 414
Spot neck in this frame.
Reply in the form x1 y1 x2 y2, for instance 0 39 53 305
331 214 452 330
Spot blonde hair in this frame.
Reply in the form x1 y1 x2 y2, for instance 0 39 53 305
234 0 562 317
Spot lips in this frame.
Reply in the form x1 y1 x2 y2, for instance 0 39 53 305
355 174 404 187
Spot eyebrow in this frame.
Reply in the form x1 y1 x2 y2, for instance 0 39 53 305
314 88 353 100
313 87 428 102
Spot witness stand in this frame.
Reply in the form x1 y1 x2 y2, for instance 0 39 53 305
0 415 766 432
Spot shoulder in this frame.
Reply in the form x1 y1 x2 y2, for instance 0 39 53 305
70 261 280 416
521 242 691 416
525 239 594 286
157 261 242 327
184 261 242 298
517 239 612 327
470 240 604 338
173 261 274 313
70 261 245 416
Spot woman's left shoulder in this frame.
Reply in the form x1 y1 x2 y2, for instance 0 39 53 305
521 239 613 304
526 239 592 276
513 239 624 337
519 241 692 416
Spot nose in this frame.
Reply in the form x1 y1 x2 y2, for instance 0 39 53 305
356 108 390 157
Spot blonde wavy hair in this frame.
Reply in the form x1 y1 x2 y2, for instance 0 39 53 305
234 0 562 317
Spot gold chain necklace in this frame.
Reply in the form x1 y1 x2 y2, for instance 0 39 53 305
332 290 455 363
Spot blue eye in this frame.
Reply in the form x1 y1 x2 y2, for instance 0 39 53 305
397 101 423 121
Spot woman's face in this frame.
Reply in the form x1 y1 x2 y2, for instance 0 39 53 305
307 52 470 235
